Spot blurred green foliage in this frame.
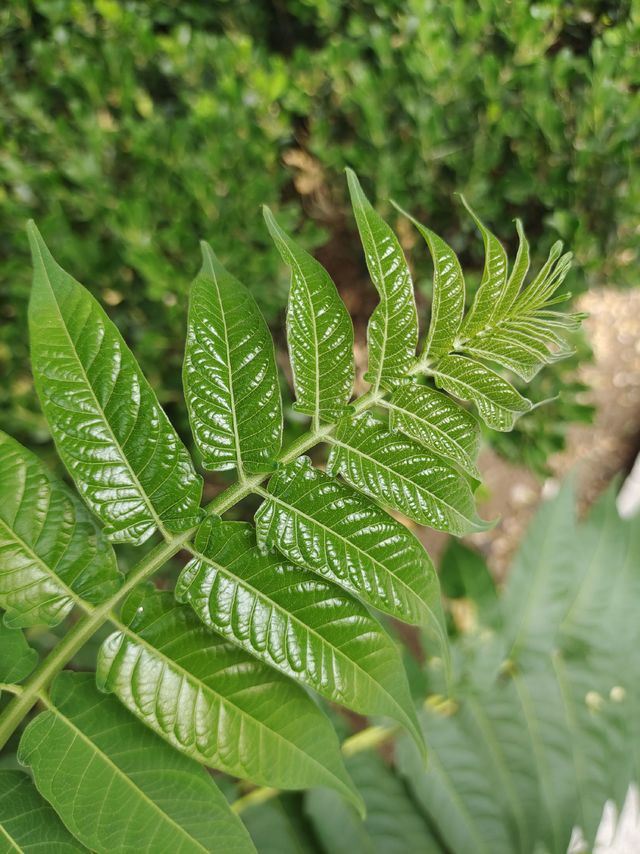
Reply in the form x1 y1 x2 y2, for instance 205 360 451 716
1 0 637 472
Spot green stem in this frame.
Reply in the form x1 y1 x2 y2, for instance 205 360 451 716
0 390 384 750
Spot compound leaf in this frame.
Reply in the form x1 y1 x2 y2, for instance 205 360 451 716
183 242 282 475
346 170 418 390
177 519 423 751
263 208 354 423
18 672 255 854
98 588 361 811
327 413 488 535
0 770 86 852
0 431 120 628
255 456 442 628
28 223 203 546
384 384 481 479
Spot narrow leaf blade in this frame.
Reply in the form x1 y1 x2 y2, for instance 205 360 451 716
263 208 354 422
0 431 121 627
28 223 203 545
97 588 362 811
346 170 418 389
183 243 282 475
18 672 255 854
177 518 424 751
255 456 443 627
327 413 488 535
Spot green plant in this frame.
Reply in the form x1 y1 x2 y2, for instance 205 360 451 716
228 481 640 854
0 172 581 851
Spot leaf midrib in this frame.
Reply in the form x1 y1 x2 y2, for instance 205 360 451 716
0 820 23 853
31 238 168 540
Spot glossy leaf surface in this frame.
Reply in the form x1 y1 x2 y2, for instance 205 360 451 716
255 456 441 626
432 355 532 431
0 431 120 628
346 170 418 389
0 622 38 684
385 384 481 478
98 588 360 809
183 242 281 475
18 672 255 854
177 518 423 748
28 224 203 545
263 208 354 422
0 770 85 852
327 413 488 535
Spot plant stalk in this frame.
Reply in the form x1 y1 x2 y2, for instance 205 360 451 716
0 390 383 749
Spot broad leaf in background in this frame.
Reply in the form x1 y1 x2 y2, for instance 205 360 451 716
0 431 120 627
0 621 37 684
18 672 255 854
327 413 488 534
98 588 361 810
0 770 85 852
263 207 354 423
432 355 532 431
183 242 282 475
384 384 481 479
28 224 203 545
255 456 443 628
177 518 424 751
346 170 418 390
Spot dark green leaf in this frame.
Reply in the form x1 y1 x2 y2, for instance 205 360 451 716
346 170 418 390
255 456 443 628
28 223 203 546
327 414 488 535
0 431 120 627
18 672 255 854
263 207 354 422
0 622 37 684
98 588 361 810
0 770 85 852
183 242 282 475
177 519 423 750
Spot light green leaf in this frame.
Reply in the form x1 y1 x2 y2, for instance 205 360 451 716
263 207 354 422
431 355 532 431
177 518 423 750
346 170 418 390
0 770 86 852
98 588 361 810
0 431 120 628
497 218 530 316
183 242 282 475
462 331 559 382
18 672 255 854
512 241 573 316
27 223 203 546
0 622 37 684
327 413 488 535
393 204 465 361
254 456 442 627
458 198 508 339
384 384 481 478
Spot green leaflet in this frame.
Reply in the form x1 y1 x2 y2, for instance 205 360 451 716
499 218 531 317
0 770 85 852
326 413 488 535
18 672 255 854
463 329 566 382
305 751 441 854
431 355 532 431
384 384 481 479
346 170 418 390
28 223 203 546
458 197 508 340
392 204 465 361
176 518 424 751
254 456 443 628
0 431 121 628
183 242 282 475
512 241 573 316
263 207 354 423
0 622 38 684
97 588 362 811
